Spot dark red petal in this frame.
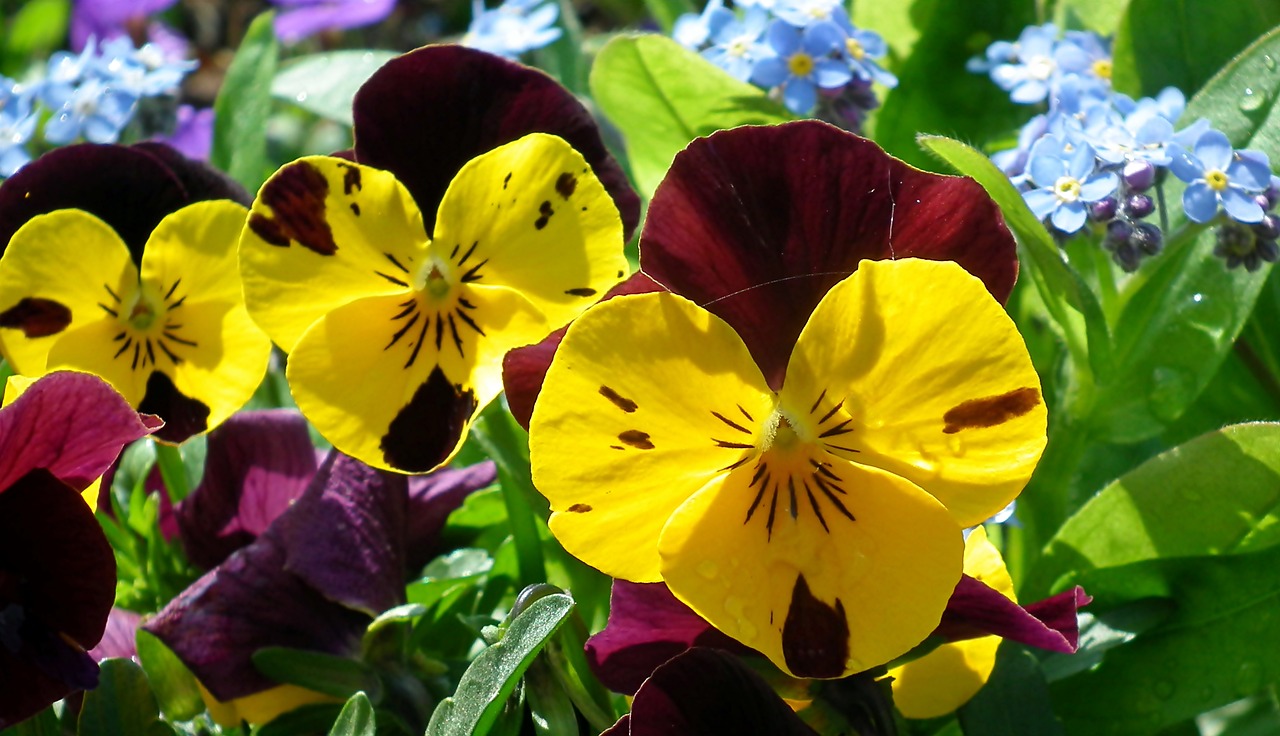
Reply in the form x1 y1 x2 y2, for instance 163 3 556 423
502 272 664 428
625 648 818 736
0 371 159 494
405 461 497 574
175 410 319 570
934 575 1091 654
585 580 751 696
89 609 142 663
0 651 82 729
130 142 252 206
352 45 641 240
640 121 1018 387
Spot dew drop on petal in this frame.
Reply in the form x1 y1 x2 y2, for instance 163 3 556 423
697 560 719 579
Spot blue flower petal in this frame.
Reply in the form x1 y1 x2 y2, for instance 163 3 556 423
1023 188 1058 220
767 19 801 56
782 77 817 114
1028 154 1063 189
812 58 853 88
1192 129 1233 172
1079 171 1117 201
1166 144 1203 183
1228 152 1272 192
1067 143 1096 180
1011 79 1048 104
803 21 843 55
1051 200 1088 233
1222 187 1265 223
1182 181 1220 223
751 56 789 88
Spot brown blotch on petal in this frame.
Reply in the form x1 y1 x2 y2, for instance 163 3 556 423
555 172 577 199
567 503 592 513
0 297 72 337
252 161 338 256
599 386 637 413
139 370 211 444
565 287 597 297
781 574 849 679
942 387 1041 434
534 200 554 230
338 162 362 194
380 366 478 473
618 430 654 450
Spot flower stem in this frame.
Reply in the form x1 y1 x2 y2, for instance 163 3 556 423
470 409 547 587
154 441 190 503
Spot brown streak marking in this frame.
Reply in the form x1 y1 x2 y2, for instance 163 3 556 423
738 404 754 422
766 485 778 540
555 172 578 199
599 386 637 412
337 162 362 194
386 312 420 350
404 312 431 369
251 162 338 255
810 389 827 414
0 298 72 337
165 279 182 300
158 340 181 364
565 287 597 297
782 575 849 678
942 387 1041 434
453 307 485 337
804 482 829 532
788 477 798 519
446 313 465 357
818 399 845 425
711 411 751 434
98 303 118 317
385 253 409 273
534 200 554 230
819 418 854 438
114 337 132 359
375 271 409 287
618 430 653 450
457 241 478 266
714 439 753 449
434 314 444 351
566 503 592 513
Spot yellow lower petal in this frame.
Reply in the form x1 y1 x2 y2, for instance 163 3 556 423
888 636 1000 719
198 681 338 728
47 319 150 406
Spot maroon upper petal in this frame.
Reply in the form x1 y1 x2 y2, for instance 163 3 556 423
0 371 160 494
0 143 240 263
611 648 818 736
175 410 320 570
934 575 1091 654
405 460 497 575
352 45 641 240
89 608 142 662
640 121 1018 388
502 272 664 429
585 580 752 696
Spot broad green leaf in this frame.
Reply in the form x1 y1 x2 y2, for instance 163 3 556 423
958 644 1064 736
425 593 575 736
0 706 58 736
525 658 578 736
1052 0 1132 34
1032 423 1280 595
869 0 1035 169
852 0 933 62
78 659 174 736
251 648 383 702
135 630 204 721
589 34 792 197
256 703 347 736
328 693 376 736
1052 544 1280 735
1040 599 1175 682
212 12 279 192
1110 0 1280 97
3 0 69 64
272 51 398 126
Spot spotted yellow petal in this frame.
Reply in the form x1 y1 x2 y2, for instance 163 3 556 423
432 132 628 333
658 457 962 678
783 259 1046 527
0 209 135 375
532 292 775 583
239 156 428 352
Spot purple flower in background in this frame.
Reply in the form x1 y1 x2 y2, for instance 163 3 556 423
71 0 179 50
272 0 398 43
1169 130 1272 224
153 105 214 161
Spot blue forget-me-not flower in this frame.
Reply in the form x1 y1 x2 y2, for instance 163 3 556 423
463 0 562 59
752 20 851 114
1023 137 1118 234
1169 130 1272 224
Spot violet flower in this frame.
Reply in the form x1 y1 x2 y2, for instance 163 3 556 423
271 0 398 43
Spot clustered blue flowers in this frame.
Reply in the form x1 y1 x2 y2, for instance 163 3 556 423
0 37 195 179
671 0 894 127
462 0 563 59
977 23 1280 272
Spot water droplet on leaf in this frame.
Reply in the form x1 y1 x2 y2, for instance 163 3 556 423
1148 367 1195 423
1265 55 1277 71
1241 87 1267 113
1234 661 1263 696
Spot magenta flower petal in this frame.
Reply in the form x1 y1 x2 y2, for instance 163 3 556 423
273 0 397 42
89 608 142 662
608 648 818 736
641 121 1018 386
352 46 640 240
585 580 751 696
502 272 664 428
175 410 320 570
0 372 160 493
405 461 496 574
0 470 117 727
934 575 1091 654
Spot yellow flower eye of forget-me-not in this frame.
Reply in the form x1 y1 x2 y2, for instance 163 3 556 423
530 258 1047 679
238 133 627 474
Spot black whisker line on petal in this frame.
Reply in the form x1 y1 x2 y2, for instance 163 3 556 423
811 460 841 482
384 253 410 273
745 479 768 523
766 485 778 541
167 295 187 311
375 271 410 288
719 456 750 472
711 410 752 434
158 339 181 365
458 297 476 310
824 444 860 453
386 312 420 350
114 337 132 359
457 241 479 267
788 477 798 520
98 303 118 317
404 311 431 369
804 481 829 532
820 418 854 438
447 313 465 358
810 389 827 415
818 399 845 425
163 331 197 347
113 331 126 342
814 474 847 496
434 313 444 351
461 259 488 283
103 284 121 302
713 439 754 449
815 479 855 521
454 307 485 337
164 279 182 300
131 342 140 370
145 339 155 367
738 404 754 422
391 303 416 320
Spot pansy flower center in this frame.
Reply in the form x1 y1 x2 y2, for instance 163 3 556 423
1053 176 1082 202
1205 169 1230 191
788 52 815 77
98 274 199 372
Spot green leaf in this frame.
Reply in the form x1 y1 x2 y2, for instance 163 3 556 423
1051 544 1280 735
525 658 578 736
0 705 58 736
251 648 384 702
1032 423 1280 594
1110 0 1280 97
589 34 792 197
328 693 376 736
271 51 398 126
135 630 204 721
1052 0 1132 34
211 12 280 193
256 703 347 736
852 0 932 63
78 659 174 736
958 644 1064 736
425 593 575 736
3 0 69 63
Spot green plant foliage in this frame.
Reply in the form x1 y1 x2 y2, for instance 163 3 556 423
272 51 399 126
78 659 174 736
252 648 385 702
958 645 1064 736
135 630 204 721
328 692 377 736
2 0 68 73
211 11 280 192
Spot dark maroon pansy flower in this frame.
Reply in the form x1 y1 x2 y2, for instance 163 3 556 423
350 45 640 241
0 142 248 264
501 120 1018 421
601 648 818 736
0 372 160 729
88 609 143 663
935 577 1091 653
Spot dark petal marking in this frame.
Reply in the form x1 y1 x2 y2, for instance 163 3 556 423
0 298 72 338
566 503 592 513
534 200 553 230
811 460 841 482
457 241 478 267
131 342 140 370
404 312 431 369
157 339 181 365
450 243 460 258
434 314 444 351
453 307 485 337
458 297 476 310
611 445 624 450
350 203 361 216
618 430 654 450
386 311 420 350
942 387 1041 434
788 477 798 519
818 399 844 425
749 464 768 488
809 389 827 415
745 477 768 523
711 411 751 434
819 418 853 438
781 574 849 679
813 477 855 521
391 302 416 320
599 386 638 413
446 313 465 358
103 284 120 302
719 456 750 473
738 405 754 422
824 444 859 453
461 259 488 283
714 439 753 449
112 331 126 341
113 337 132 359
145 339 155 366
565 287 597 297
804 482 829 532
167 295 187 311
555 172 577 199
251 161 338 256
337 162 361 194
164 279 181 300
139 370 210 444
765 485 778 540
380 366 478 473
385 253 409 273
98 303 118 317
163 331 197 347
375 271 409 287
503 172 512 189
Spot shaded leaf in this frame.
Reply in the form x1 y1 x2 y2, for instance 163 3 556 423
272 51 398 126
958 644 1064 736
135 631 204 722
329 692 376 736
252 648 383 702
78 659 174 736
211 12 279 192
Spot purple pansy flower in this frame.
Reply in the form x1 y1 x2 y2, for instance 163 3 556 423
152 105 214 161
70 0 179 50
1169 130 1272 224
271 0 398 43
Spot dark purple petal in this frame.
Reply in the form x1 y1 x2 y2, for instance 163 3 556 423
934 575 1090 654
352 46 640 240
641 121 1018 387
586 581 751 696
276 452 409 616
405 461 497 574
623 648 818 736
0 372 160 494
176 410 319 570
502 273 664 429
138 368 211 445
89 609 142 662
132 141 249 205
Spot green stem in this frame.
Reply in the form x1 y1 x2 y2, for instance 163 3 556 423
470 412 547 588
153 442 190 503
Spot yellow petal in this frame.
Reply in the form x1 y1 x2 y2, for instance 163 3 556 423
532 292 774 583
198 681 338 728
239 156 428 352
47 318 150 405
783 258 1046 527
0 209 135 375
432 132 628 334
888 636 1001 719
963 526 1016 602
658 457 963 677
